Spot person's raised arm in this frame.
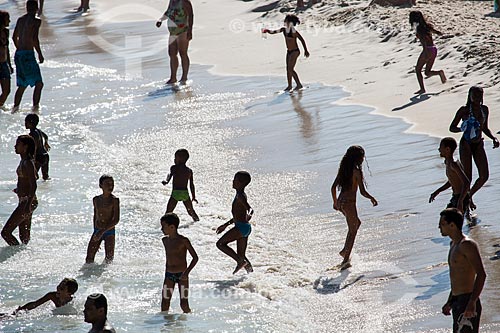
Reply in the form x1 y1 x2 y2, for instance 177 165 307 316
479 106 499 148
296 32 310 57
14 292 55 314
182 238 198 277
449 107 464 133
357 170 377 206
462 240 486 318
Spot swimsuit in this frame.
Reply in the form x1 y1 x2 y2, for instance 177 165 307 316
447 193 470 211
426 45 437 59
165 271 183 283
235 221 251 237
166 0 189 36
450 293 481 333
93 228 115 240
14 50 43 88
171 189 190 202
287 48 300 56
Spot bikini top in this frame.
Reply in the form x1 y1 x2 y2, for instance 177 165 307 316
461 105 484 142
283 26 296 39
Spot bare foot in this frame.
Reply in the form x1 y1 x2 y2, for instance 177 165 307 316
284 86 292 91
179 77 188 85
414 89 425 95
233 260 248 274
190 211 199 222
245 262 254 273
340 260 352 271
294 84 303 91
11 105 19 114
439 70 447 84
166 79 177 84
31 105 40 113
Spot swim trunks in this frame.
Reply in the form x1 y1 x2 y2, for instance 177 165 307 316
14 50 43 88
165 271 183 283
0 61 11 80
447 193 470 211
166 0 189 36
451 293 481 333
171 189 190 202
286 48 300 56
93 228 115 241
235 221 251 237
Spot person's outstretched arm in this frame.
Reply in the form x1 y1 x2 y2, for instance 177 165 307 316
14 292 55 314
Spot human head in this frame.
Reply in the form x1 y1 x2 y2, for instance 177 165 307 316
84 293 108 323
439 208 464 235
284 14 300 26
0 10 10 28
233 171 251 190
439 137 457 157
409 10 425 26
336 145 365 191
57 278 79 296
160 213 180 235
26 0 38 14
15 135 35 158
99 175 114 193
466 86 483 107
174 149 189 165
25 113 39 129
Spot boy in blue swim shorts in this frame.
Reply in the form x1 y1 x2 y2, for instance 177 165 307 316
216 171 254 274
85 175 120 264
11 1 44 113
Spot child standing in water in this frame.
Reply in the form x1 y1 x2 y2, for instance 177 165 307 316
216 171 254 274
85 175 120 264
0 10 13 109
1 135 37 246
331 146 377 268
262 14 310 91
160 213 198 313
25 114 51 180
409 11 446 95
162 149 199 222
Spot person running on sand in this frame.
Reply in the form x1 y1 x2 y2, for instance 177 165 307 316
162 149 199 222
1 135 37 246
262 14 310 91
160 213 198 313
331 146 377 268
0 11 13 109
449 86 499 213
14 278 78 314
85 175 120 264
11 0 44 113
216 171 254 274
429 137 470 214
156 0 193 84
409 11 446 95
439 208 485 333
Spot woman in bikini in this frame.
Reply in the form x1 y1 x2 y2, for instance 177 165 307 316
449 86 499 212
409 11 446 95
0 10 12 109
331 146 377 267
1 135 37 246
263 14 310 91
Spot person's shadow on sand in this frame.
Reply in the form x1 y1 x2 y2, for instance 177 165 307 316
77 263 106 279
392 93 438 112
485 11 500 18
313 270 364 295
414 270 449 300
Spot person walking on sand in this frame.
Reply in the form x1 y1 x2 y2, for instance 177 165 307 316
331 145 377 269
409 11 446 95
439 208 485 333
156 0 193 85
263 14 310 92
449 86 499 214
1 135 38 246
0 10 13 109
11 0 44 113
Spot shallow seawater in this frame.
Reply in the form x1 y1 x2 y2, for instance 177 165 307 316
1 1 500 332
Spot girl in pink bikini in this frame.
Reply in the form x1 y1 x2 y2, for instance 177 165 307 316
409 11 446 95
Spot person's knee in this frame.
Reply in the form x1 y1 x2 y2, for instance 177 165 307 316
216 239 225 250
1 228 10 240
36 82 44 89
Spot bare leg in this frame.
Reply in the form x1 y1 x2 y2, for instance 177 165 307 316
237 237 253 272
284 52 292 91
18 212 33 245
424 56 446 83
32 82 43 109
38 0 44 15
167 37 179 84
166 197 178 214
414 52 426 94
104 235 115 264
161 276 175 312
216 227 244 264
177 33 190 83
182 200 199 222
287 51 302 90
85 235 102 263
470 140 489 197
340 203 361 264
179 277 190 313
0 79 11 106
1 205 26 246
13 86 27 110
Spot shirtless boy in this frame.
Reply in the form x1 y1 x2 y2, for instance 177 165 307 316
162 149 199 222
160 213 198 313
14 278 78 314
216 171 254 274
429 137 470 214
86 175 120 264
11 0 44 113
0 10 12 109
439 208 486 333
25 113 51 180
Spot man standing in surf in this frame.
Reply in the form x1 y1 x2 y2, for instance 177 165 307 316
11 0 44 113
156 0 193 85
439 208 486 333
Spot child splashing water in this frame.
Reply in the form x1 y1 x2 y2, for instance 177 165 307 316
409 11 446 95
331 146 377 269
262 14 310 92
